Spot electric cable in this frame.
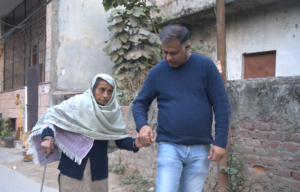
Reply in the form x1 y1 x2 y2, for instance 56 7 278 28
0 20 18 28
0 0 53 43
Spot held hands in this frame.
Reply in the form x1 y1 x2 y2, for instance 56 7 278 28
134 133 152 148
41 139 54 157
134 125 154 148
208 145 226 162
138 125 154 147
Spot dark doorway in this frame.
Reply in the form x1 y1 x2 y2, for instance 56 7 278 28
8 118 16 132
27 64 41 131
244 51 276 79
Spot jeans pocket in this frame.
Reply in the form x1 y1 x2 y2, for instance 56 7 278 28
202 144 211 151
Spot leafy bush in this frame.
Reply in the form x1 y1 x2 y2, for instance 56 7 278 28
103 0 163 105
0 118 12 140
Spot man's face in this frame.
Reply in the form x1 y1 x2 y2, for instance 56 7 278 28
162 39 190 68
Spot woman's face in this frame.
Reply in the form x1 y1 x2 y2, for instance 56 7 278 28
93 80 113 105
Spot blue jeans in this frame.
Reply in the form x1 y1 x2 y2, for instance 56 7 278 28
156 141 211 192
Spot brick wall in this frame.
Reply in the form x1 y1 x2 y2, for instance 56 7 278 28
223 76 300 192
0 88 26 130
109 76 300 192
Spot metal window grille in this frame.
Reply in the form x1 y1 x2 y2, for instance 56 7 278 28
3 0 47 91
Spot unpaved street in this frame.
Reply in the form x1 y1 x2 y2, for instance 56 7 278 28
0 147 140 192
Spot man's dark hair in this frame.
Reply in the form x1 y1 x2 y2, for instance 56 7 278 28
159 24 190 46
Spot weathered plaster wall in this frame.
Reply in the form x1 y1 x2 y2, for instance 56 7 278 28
226 0 300 80
38 83 50 119
0 19 4 93
0 43 3 93
156 0 215 18
109 76 300 192
223 76 300 192
157 0 299 80
188 21 217 62
50 0 113 93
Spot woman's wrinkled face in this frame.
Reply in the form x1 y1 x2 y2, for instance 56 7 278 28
93 80 113 105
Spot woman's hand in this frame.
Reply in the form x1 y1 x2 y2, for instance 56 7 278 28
41 139 54 157
134 134 152 149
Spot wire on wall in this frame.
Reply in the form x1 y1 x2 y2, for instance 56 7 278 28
0 0 53 43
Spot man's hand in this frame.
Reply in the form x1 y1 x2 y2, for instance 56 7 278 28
41 139 54 157
138 125 154 147
208 145 226 162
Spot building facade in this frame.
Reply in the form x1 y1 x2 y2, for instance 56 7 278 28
0 0 114 132
156 0 300 80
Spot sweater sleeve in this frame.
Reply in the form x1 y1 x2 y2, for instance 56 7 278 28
206 61 231 149
115 137 139 153
41 127 54 140
132 71 157 132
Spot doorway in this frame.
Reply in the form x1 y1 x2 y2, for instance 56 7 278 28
27 64 41 130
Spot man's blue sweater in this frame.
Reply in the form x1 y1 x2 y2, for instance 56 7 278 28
132 53 231 149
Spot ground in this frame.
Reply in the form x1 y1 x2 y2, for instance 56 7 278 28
0 146 155 192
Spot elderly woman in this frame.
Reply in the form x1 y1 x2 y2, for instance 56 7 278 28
28 74 145 192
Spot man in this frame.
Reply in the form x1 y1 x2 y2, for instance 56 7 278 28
132 24 231 192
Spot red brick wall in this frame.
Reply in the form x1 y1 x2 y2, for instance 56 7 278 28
109 76 300 192
223 76 300 192
0 89 26 130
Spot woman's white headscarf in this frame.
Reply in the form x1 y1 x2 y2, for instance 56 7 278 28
31 73 128 140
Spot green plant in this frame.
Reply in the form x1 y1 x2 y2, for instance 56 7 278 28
0 118 12 140
113 157 126 174
219 141 247 192
102 0 163 105
119 172 155 191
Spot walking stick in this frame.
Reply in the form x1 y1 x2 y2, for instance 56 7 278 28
40 150 53 192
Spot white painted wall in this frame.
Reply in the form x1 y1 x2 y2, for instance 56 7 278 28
226 0 300 80
156 0 215 18
156 0 299 80
55 0 114 91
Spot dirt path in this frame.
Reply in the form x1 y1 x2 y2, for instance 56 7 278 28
2 155 151 191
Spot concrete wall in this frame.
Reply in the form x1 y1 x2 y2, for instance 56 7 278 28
226 0 300 80
109 75 300 192
157 0 300 80
49 0 114 97
0 19 4 93
38 83 50 119
0 42 3 93
156 0 215 18
224 76 300 192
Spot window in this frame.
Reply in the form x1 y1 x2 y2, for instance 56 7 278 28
243 51 276 79
3 0 47 90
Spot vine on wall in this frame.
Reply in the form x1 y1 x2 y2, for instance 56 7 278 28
219 141 247 192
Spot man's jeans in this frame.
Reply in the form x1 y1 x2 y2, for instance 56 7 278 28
156 141 211 192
